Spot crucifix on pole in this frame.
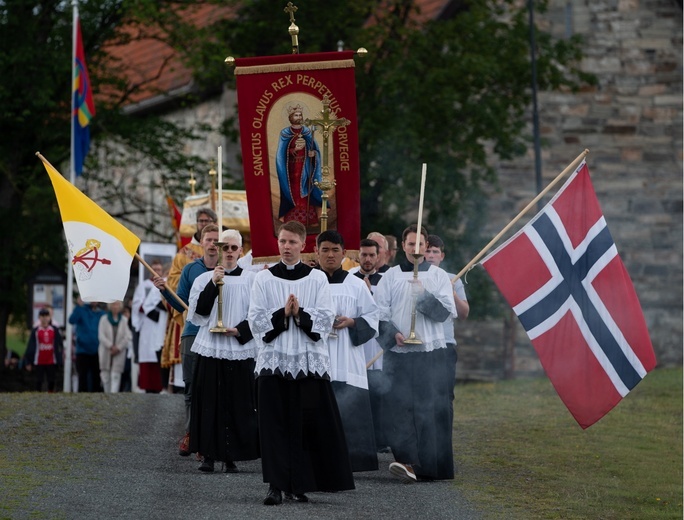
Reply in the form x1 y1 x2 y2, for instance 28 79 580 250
304 94 350 232
284 2 299 54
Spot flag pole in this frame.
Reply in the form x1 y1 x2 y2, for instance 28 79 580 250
453 149 590 282
135 253 188 311
63 1 79 392
366 349 383 369
70 1 77 184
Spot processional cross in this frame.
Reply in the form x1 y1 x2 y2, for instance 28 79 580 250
304 94 350 232
284 2 299 54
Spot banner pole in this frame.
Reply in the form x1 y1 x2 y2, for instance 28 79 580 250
135 253 188 311
453 149 590 282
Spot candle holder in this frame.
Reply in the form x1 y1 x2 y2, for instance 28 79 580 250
329 317 340 339
403 252 424 345
210 243 228 334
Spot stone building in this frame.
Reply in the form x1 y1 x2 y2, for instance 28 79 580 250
455 0 682 380
112 0 682 379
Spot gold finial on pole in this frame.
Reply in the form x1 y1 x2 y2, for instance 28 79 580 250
284 2 299 54
188 169 196 196
208 159 217 211
304 94 350 232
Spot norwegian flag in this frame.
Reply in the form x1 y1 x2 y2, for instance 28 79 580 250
482 161 656 428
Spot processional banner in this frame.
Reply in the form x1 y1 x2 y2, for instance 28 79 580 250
234 51 361 261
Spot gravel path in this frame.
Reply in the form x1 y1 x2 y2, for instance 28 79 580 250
1 393 484 520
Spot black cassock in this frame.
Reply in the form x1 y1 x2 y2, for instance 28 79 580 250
188 268 260 463
255 262 355 494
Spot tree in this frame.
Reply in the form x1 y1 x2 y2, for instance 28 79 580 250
0 0 224 362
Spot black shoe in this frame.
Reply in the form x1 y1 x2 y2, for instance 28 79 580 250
222 460 239 473
284 491 309 503
263 486 282 506
198 457 215 472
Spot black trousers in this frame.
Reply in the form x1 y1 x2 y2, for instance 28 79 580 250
34 365 57 392
76 353 100 392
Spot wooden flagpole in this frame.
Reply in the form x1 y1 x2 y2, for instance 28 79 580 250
453 149 590 282
366 349 383 369
136 253 188 311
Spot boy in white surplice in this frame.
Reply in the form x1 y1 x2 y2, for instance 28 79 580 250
248 221 354 506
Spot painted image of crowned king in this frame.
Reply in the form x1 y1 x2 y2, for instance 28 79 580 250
276 103 322 229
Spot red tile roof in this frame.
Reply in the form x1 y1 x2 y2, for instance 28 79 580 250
102 3 233 108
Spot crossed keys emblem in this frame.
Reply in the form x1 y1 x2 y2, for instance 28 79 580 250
72 238 112 276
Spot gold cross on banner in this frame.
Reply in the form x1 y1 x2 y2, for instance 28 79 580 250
304 94 350 231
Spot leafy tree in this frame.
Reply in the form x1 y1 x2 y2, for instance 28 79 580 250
0 0 223 362
0 0 592 363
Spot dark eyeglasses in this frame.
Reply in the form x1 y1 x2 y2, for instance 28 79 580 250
221 244 240 252
197 218 215 224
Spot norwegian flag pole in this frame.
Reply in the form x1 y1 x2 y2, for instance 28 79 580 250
479 155 656 428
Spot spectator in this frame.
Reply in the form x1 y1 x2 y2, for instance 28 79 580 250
25 308 63 392
69 298 105 392
98 301 132 393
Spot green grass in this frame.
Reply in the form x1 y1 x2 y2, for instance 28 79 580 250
0 393 137 517
453 367 683 519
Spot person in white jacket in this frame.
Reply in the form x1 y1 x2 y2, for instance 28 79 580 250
98 301 132 393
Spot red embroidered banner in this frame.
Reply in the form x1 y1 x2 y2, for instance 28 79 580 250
234 51 361 261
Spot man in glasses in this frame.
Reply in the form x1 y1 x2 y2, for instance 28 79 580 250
153 222 220 458
185 229 259 473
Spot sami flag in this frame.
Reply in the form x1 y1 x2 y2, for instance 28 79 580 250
39 153 140 303
73 16 95 176
481 161 656 428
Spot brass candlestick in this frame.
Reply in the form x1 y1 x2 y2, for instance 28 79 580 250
210 244 228 333
403 253 424 345
329 317 340 339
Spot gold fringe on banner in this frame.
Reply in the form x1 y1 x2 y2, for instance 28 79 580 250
252 250 360 266
235 59 356 76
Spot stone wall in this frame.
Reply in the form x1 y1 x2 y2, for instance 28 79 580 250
456 0 682 380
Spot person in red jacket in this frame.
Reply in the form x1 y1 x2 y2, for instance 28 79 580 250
25 308 64 392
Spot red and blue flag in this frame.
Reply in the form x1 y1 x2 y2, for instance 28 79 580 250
482 162 656 428
73 16 95 176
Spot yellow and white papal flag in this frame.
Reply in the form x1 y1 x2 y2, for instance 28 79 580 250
38 153 140 303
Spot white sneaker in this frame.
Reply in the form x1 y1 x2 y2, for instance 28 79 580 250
389 462 417 483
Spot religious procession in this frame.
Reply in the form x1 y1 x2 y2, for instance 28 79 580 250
6 0 676 517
